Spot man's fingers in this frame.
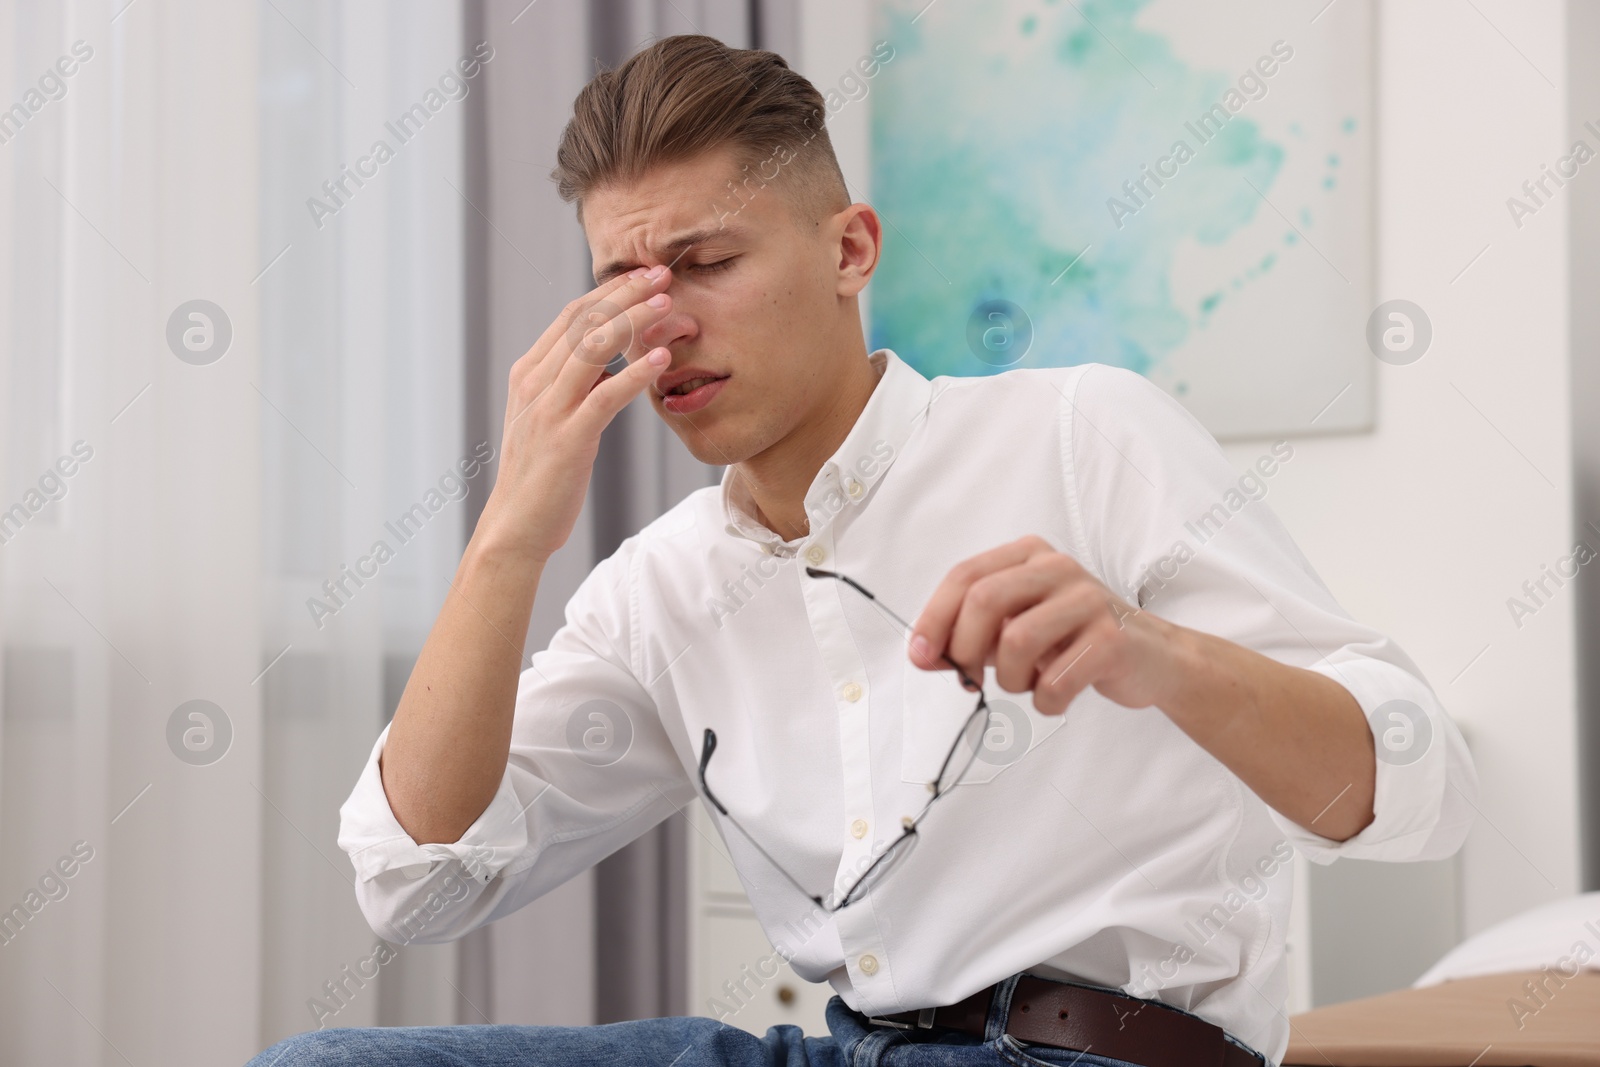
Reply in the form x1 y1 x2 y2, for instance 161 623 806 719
943 566 1062 683
520 266 647 371
1033 632 1106 715
909 535 1055 674
516 267 670 400
991 587 1103 693
581 346 671 423
549 278 674 407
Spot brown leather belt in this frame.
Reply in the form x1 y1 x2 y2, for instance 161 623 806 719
868 975 1262 1067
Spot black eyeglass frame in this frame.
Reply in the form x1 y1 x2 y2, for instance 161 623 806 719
696 566 992 913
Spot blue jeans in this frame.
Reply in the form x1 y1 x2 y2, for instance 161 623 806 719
248 971 1263 1067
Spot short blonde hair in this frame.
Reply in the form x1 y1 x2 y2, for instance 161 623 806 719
551 34 850 228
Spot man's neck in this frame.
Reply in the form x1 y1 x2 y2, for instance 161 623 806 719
739 352 882 542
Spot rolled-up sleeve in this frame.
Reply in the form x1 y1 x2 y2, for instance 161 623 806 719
1288 653 1477 863
336 535 697 945
1062 363 1478 865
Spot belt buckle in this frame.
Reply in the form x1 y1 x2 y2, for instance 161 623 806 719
866 1006 937 1030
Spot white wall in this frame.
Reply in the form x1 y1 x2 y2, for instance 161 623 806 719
1237 0 1579 941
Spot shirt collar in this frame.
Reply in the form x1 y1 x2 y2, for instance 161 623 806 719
720 348 933 549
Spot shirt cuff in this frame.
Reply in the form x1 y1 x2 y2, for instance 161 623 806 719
1269 655 1471 864
337 726 532 886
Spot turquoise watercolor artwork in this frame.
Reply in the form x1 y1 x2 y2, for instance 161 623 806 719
866 0 1375 439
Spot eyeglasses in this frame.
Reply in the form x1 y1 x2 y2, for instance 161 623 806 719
697 566 993 913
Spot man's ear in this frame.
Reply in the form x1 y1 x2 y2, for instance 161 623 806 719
834 203 881 298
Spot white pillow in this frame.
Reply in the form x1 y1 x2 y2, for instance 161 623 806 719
1413 891 1600 987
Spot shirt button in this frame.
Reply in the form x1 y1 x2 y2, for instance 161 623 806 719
841 682 863 703
805 545 826 565
858 954 879 975
851 819 868 839
846 480 864 499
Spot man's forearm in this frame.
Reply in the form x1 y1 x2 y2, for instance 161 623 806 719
380 535 546 846
1157 623 1377 842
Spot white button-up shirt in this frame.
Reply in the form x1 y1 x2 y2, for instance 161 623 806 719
338 349 1477 1064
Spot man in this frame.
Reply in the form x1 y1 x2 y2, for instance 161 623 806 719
251 32 1476 1067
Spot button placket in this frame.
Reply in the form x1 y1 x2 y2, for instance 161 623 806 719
797 523 888 996
835 903 892 1011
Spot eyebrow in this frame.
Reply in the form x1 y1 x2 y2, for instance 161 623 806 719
593 223 748 285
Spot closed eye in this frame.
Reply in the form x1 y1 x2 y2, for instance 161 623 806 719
690 258 735 274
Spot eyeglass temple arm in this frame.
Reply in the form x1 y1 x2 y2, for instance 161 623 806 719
697 728 729 815
805 566 983 691
697 726 830 908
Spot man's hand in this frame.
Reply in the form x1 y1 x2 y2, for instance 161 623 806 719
381 265 679 845
476 264 678 565
907 535 1185 715
908 534 1378 841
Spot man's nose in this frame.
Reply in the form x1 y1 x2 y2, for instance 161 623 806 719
638 301 696 355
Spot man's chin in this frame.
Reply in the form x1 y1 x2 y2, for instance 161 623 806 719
659 417 746 467
683 435 752 468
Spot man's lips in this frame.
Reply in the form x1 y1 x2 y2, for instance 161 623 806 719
659 375 729 415
655 368 730 398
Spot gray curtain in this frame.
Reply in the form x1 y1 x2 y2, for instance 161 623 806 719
455 0 796 1026
1571 0 1600 894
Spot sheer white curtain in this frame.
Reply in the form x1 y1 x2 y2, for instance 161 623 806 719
257 0 473 1045
0 3 263 1062
0 1 469 1061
